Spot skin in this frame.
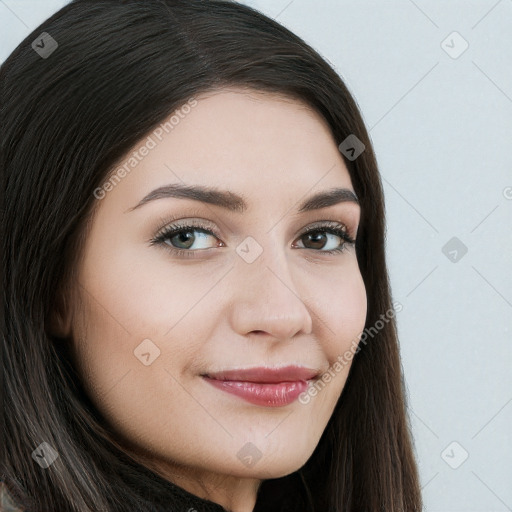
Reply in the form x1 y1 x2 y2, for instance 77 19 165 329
53 88 367 512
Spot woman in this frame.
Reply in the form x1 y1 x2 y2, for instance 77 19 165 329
1 0 423 510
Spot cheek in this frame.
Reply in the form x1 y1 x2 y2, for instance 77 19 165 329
294 264 366 438
311 261 367 359
77 234 210 338
70 244 220 417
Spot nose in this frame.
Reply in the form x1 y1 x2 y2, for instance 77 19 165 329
228 243 313 341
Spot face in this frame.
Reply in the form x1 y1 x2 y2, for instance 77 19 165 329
63 88 367 490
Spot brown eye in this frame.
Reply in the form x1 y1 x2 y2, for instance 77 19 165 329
294 223 356 255
304 231 330 250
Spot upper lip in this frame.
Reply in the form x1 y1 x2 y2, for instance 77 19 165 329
201 365 321 383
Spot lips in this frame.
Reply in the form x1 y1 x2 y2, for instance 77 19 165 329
201 365 321 383
201 365 321 407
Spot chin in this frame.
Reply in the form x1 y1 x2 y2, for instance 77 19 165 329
233 442 317 479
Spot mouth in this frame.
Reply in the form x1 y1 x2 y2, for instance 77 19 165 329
200 365 320 407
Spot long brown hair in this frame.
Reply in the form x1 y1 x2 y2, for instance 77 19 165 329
1 0 422 510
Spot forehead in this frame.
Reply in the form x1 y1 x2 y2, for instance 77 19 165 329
102 88 355 214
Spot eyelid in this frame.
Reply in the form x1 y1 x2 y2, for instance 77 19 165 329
298 220 353 237
150 212 221 241
149 216 358 254
150 215 356 238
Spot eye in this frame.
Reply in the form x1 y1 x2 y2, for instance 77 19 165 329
150 220 222 258
293 221 356 255
150 219 356 259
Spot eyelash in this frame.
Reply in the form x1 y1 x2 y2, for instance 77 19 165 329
149 220 356 259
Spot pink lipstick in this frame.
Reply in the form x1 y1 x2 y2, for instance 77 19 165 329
201 365 319 407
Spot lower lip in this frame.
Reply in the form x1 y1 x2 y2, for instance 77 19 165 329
202 377 310 407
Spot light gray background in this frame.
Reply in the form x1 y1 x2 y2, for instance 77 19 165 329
1 1 511 510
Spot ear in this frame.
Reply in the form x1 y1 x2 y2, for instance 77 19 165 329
47 291 73 339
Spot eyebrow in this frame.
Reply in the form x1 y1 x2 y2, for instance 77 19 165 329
126 183 359 214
